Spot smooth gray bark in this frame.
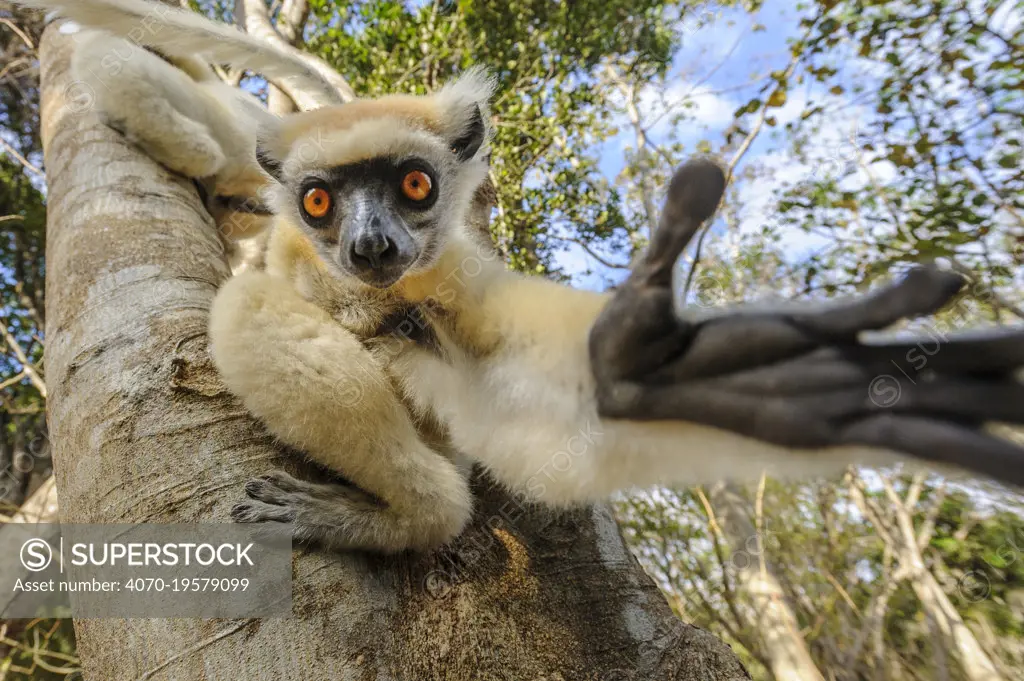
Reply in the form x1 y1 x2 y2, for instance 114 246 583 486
711 483 825 681
40 22 750 681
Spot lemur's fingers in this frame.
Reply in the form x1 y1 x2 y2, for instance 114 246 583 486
590 153 1024 487
839 332 1024 375
633 157 727 288
790 266 965 339
589 158 725 381
700 344 1024 398
597 374 1024 486
654 266 970 382
839 417 1024 487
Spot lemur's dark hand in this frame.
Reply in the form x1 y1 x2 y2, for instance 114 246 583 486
589 158 1024 486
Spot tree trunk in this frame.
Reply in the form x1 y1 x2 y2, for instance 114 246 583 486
39 24 750 681
890 498 1003 681
711 483 825 681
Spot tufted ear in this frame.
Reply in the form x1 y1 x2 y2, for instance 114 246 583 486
436 67 495 163
254 119 289 184
451 105 485 161
255 144 284 183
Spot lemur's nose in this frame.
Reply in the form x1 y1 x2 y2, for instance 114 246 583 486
352 232 395 270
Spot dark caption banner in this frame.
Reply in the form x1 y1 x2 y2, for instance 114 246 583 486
0 523 292 618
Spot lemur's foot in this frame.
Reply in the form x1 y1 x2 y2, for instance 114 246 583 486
231 470 470 553
589 157 1024 486
232 470 375 541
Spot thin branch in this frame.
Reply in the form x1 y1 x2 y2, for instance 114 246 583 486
0 57 33 83
0 137 44 177
693 486 748 634
754 472 767 577
0 371 28 391
604 63 660 243
682 47 803 299
264 0 311 114
0 320 46 399
0 18 36 50
274 0 309 43
916 483 947 551
548 235 631 270
948 258 1024 322
847 470 898 548
679 20 750 99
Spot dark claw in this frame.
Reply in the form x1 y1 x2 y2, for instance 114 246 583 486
231 500 295 524
590 156 1024 488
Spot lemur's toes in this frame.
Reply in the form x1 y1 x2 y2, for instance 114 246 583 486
230 500 296 524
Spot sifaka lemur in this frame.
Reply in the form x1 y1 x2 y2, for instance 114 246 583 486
210 70 1024 552
18 0 1024 554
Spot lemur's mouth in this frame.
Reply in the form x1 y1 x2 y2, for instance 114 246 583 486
353 267 408 290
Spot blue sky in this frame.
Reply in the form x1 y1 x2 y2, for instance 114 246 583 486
553 0 842 290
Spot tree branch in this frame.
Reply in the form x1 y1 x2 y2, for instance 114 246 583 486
0 319 46 399
0 136 44 178
681 43 804 300
264 0 311 114
235 0 355 107
548 234 631 270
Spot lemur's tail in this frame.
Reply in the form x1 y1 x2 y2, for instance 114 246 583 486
12 0 349 108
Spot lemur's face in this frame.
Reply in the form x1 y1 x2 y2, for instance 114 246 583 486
256 80 492 289
287 149 466 289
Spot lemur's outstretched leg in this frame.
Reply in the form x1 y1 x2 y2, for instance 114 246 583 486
73 32 226 179
212 272 473 553
590 158 1024 486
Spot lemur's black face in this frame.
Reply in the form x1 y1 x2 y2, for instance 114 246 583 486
294 157 445 288
257 98 489 289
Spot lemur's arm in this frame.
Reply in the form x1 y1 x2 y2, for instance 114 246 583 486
12 0 345 107
210 271 473 553
590 160 1024 485
443 160 1024 503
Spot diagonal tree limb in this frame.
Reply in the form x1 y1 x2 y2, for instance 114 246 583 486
235 0 355 108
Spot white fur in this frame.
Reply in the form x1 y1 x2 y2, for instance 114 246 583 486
394 233 906 507
204 64 906 552
12 0 343 105
210 271 473 550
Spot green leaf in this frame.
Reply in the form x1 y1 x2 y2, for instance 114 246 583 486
766 88 788 108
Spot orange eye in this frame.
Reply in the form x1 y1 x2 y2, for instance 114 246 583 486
302 187 332 219
401 170 433 202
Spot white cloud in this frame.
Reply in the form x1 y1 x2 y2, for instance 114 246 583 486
605 77 739 149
